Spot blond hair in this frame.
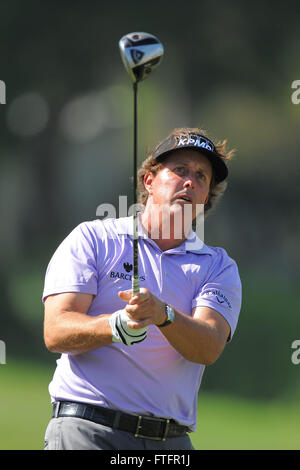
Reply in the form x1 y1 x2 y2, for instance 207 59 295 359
138 127 235 217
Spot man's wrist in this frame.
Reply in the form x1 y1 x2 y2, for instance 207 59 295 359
157 304 175 328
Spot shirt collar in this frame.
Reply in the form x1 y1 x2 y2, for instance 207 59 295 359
115 215 147 238
115 215 213 256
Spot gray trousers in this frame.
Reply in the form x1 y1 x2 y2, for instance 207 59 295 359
44 417 195 450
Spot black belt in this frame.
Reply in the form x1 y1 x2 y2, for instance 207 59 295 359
52 401 190 441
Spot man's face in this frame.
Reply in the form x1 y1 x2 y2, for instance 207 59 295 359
144 149 213 214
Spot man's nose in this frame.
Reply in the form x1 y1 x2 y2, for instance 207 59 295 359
183 177 194 189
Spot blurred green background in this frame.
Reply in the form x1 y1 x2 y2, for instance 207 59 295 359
0 0 299 450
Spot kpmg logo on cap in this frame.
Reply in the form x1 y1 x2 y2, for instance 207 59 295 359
177 134 215 152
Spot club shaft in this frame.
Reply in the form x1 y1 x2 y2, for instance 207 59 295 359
132 82 139 295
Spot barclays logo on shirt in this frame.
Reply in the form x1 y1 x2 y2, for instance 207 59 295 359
109 261 145 282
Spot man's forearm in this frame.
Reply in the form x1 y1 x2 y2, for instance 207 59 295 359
158 310 225 365
121 288 228 365
44 312 113 355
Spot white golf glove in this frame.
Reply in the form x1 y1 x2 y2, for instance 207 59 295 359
109 309 148 346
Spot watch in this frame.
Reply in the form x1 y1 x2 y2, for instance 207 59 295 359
158 304 175 327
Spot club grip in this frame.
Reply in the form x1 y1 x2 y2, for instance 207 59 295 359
132 274 140 295
132 235 139 295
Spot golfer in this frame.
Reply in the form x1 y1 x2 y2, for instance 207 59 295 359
43 127 242 450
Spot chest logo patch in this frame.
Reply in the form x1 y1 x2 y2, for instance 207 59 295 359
123 262 133 272
109 261 145 282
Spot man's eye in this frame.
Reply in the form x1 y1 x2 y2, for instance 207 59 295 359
174 167 185 173
197 172 205 180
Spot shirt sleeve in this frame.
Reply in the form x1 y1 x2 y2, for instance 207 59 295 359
42 222 99 302
192 248 242 340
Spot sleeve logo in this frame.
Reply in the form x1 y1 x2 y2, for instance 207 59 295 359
204 289 232 309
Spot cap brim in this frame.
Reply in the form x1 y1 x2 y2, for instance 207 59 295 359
199 148 228 184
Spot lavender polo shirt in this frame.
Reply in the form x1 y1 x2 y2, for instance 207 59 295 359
42 216 242 430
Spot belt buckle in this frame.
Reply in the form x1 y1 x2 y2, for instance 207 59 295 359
53 401 61 418
134 415 170 441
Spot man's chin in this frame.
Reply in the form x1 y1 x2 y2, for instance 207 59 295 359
170 201 196 220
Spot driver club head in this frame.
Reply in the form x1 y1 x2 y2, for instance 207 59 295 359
119 32 164 83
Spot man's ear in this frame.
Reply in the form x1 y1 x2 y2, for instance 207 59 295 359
144 172 154 194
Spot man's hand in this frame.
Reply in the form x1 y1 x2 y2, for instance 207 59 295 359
109 309 148 346
118 288 167 329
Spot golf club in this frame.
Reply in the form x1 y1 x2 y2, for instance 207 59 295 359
119 32 164 295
